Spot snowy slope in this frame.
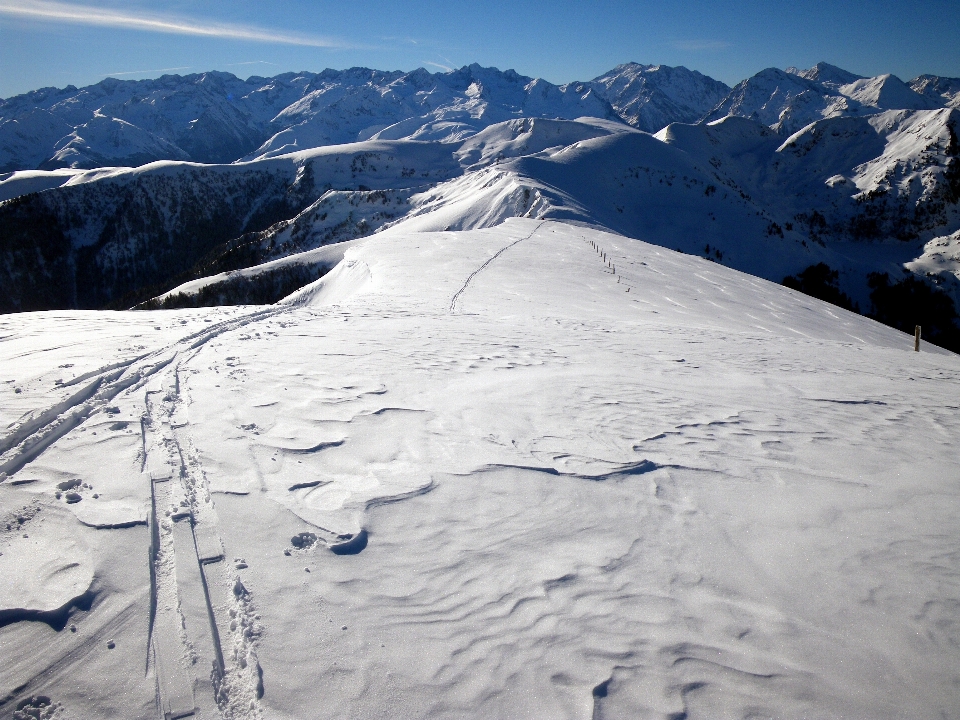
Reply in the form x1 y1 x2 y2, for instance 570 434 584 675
654 109 960 303
0 108 74 171
1 219 958 719
0 168 84 203
0 72 278 171
905 228 960 307
42 114 191 169
453 116 629 170
393 109 960 307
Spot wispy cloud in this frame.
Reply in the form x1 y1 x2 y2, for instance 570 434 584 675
671 39 732 52
423 61 453 72
105 65 191 77
0 0 348 47
224 61 280 67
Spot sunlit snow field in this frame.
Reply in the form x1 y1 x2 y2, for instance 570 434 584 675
1 219 958 719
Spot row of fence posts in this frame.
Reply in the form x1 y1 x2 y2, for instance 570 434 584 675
589 240 924 352
588 239 630 292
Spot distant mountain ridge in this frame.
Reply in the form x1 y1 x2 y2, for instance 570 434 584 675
0 65 622 172
3 61 959 173
703 62 941 135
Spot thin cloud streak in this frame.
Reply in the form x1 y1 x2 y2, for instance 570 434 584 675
0 0 348 48
105 65 192 77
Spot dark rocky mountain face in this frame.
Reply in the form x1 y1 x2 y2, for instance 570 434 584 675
0 141 459 312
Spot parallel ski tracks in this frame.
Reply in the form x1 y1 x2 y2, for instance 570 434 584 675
0 307 280 480
1 305 281 719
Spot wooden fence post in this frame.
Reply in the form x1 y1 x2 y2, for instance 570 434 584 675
914 325 921 352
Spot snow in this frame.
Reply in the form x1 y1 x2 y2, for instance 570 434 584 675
708 65 943 135
786 61 864 89
840 74 939 112
0 63 626 172
0 503 93 616
911 74 960 109
246 66 619 161
454 116 631 170
905 228 960 306
0 168 82 203
588 63 732 132
43 115 191 170
3 61 959 183
1 219 958 718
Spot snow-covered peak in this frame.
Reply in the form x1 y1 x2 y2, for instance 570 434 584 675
588 62 731 132
245 66 622 160
704 67 824 130
786 62 863 89
2 61 957 174
839 74 938 111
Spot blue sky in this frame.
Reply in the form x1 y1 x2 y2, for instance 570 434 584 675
2 0 959 98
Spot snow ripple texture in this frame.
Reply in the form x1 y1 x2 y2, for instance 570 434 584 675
0 220 958 719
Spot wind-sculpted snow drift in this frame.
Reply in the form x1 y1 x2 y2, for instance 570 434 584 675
1 220 958 719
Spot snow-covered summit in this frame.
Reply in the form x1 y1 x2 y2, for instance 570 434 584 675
785 61 863 89
588 62 731 132
4 61 959 173
839 73 939 112
242 64 620 160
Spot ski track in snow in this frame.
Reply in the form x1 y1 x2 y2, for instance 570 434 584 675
0 219 959 719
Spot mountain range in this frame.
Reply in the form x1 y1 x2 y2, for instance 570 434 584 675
1 61 959 351
4 61 959 173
